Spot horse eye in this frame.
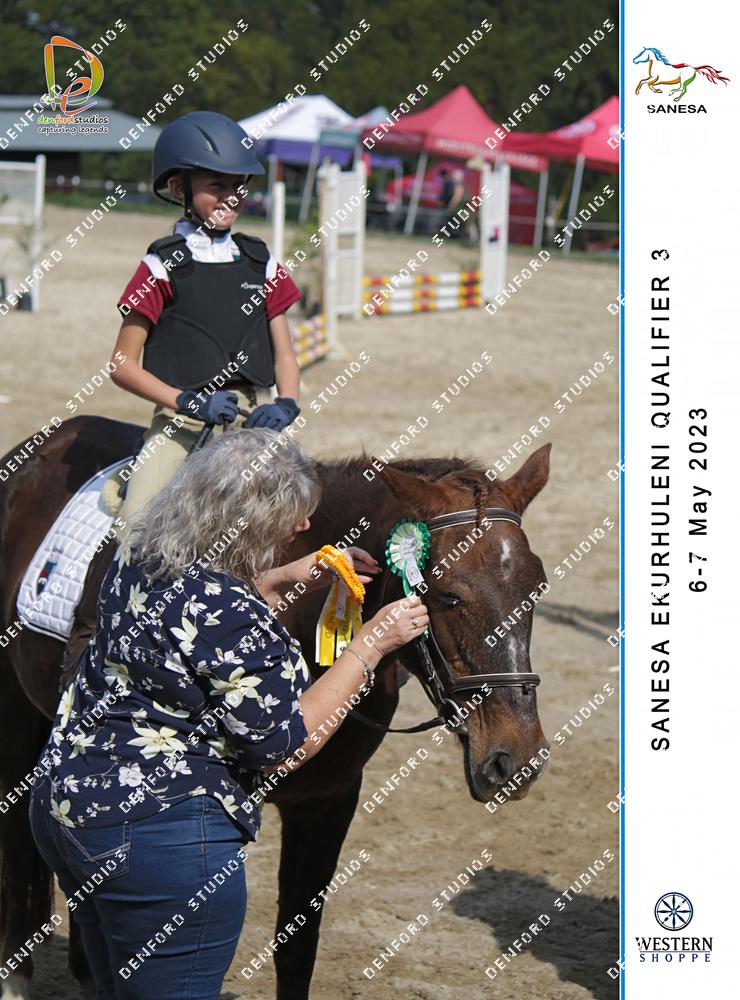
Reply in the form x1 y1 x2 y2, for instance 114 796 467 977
440 591 462 607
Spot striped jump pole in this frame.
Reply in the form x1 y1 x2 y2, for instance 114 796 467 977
290 315 329 369
362 271 482 316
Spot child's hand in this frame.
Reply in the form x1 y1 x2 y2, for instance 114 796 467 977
243 398 300 430
175 390 238 425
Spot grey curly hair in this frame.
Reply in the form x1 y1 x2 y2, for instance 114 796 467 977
125 428 321 584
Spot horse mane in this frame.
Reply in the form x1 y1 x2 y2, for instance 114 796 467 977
318 453 489 487
651 46 671 63
317 454 502 528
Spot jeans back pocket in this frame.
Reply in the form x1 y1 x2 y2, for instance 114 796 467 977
58 820 131 883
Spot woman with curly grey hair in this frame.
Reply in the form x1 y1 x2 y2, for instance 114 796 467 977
29 429 427 1000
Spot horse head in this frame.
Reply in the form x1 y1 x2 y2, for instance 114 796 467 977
633 47 651 64
376 445 551 803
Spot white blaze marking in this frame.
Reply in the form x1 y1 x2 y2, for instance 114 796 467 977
506 635 528 670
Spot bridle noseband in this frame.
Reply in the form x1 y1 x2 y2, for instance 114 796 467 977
348 507 542 736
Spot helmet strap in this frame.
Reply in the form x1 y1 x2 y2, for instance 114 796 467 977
182 171 203 225
181 171 225 241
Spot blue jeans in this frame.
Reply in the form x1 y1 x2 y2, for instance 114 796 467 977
29 777 248 999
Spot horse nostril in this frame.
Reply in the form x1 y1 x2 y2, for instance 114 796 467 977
482 750 513 784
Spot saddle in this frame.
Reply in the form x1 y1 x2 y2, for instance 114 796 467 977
60 536 118 690
15 459 133 691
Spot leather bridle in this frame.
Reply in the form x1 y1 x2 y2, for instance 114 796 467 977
348 507 542 736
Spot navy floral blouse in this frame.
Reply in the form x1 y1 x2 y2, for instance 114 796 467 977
39 539 312 841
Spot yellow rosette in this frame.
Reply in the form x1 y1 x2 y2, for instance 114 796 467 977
314 546 365 666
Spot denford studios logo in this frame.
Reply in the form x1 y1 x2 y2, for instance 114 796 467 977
36 20 125 136
633 46 729 114
43 36 105 117
635 892 713 965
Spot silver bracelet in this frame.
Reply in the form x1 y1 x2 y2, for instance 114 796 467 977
344 646 375 689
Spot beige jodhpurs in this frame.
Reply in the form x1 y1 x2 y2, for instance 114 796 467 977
117 385 273 531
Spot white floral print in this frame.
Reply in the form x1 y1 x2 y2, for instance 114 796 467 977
152 701 190 719
128 723 188 759
118 763 144 787
171 615 198 655
184 596 207 617
68 733 96 759
126 582 148 617
214 792 239 817
58 685 76 729
35 552 311 836
209 667 261 708
50 798 75 827
103 659 131 689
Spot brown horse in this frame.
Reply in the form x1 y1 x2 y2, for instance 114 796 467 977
0 415 551 1000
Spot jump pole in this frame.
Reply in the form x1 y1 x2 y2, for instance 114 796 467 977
271 180 285 265
480 161 509 303
319 159 366 354
362 162 509 317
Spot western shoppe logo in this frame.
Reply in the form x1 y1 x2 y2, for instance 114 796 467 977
633 46 729 113
635 892 713 965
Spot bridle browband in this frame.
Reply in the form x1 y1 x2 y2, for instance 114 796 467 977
348 507 541 736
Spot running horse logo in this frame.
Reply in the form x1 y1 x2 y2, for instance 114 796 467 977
633 46 729 101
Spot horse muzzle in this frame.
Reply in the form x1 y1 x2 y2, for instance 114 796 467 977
470 741 550 803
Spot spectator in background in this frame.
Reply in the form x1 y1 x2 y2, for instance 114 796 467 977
442 168 476 242
448 169 468 212
439 167 455 210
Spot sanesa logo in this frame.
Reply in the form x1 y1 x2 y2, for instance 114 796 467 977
634 892 713 965
633 45 729 114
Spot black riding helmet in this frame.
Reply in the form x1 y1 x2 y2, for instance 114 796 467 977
152 111 264 227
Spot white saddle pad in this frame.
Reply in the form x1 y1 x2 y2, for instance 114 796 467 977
17 459 131 641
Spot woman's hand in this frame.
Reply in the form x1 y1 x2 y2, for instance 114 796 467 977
308 546 381 593
255 547 381 608
359 593 429 659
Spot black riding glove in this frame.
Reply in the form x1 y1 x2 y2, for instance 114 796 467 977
175 389 239 425
243 397 300 431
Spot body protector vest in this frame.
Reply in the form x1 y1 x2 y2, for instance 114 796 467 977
141 232 275 391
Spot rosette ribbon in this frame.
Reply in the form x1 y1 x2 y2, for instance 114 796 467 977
314 546 365 666
385 519 431 601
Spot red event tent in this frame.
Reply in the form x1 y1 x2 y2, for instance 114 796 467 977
506 96 619 250
361 84 548 234
507 96 619 171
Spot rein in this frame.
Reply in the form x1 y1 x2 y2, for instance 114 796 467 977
348 507 541 736
188 428 542 736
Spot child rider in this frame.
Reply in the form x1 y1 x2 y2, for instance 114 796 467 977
112 110 303 526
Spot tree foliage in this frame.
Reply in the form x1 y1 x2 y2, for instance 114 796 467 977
0 0 617 128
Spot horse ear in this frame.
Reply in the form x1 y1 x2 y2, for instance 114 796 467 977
375 462 439 516
501 444 551 514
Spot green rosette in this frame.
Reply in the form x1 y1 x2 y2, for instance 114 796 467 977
385 519 431 596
